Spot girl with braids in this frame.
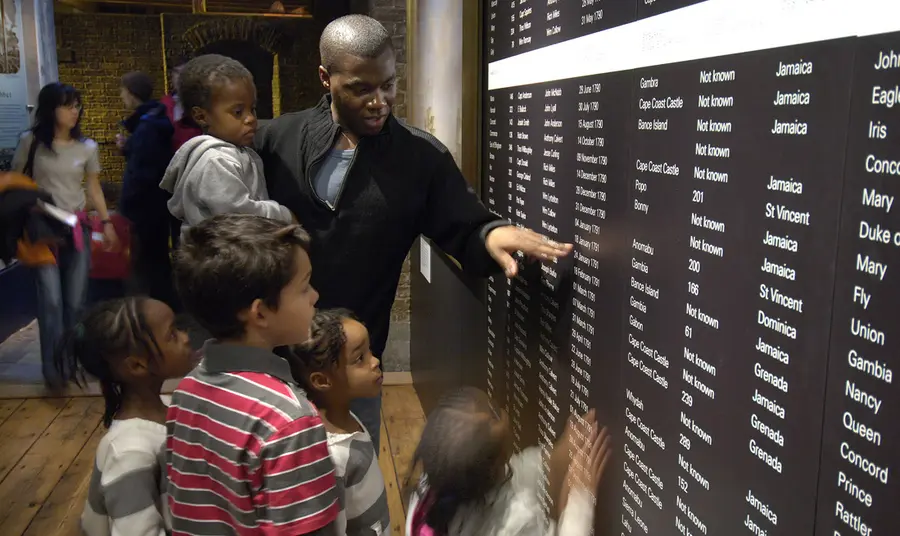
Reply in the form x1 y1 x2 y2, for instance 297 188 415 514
286 308 389 536
405 387 611 536
53 296 193 536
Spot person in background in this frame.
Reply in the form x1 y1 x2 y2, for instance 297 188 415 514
406 387 611 536
117 71 179 310
160 55 202 154
11 82 119 389
160 54 294 239
53 297 193 536
286 308 390 535
160 55 201 249
255 15 572 449
166 213 340 535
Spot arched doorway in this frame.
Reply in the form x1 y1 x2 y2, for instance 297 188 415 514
197 40 274 119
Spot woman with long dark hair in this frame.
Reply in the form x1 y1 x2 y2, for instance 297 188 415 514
11 82 118 388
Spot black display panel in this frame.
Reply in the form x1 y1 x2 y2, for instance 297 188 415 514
636 0 708 20
481 1 900 534
814 30 900 536
485 0 640 62
623 38 853 536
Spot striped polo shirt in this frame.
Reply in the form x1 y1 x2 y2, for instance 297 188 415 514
166 342 340 535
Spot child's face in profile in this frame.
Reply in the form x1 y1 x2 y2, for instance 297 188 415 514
131 299 194 380
267 247 319 347
336 318 383 399
198 78 258 147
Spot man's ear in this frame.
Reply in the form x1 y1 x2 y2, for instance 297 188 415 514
318 66 330 89
190 106 208 131
309 371 332 392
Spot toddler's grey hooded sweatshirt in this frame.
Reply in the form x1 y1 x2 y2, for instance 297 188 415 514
160 135 292 236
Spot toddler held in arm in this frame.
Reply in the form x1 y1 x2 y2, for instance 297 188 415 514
160 54 294 237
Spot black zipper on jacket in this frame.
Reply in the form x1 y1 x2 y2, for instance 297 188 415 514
329 135 362 211
306 128 364 212
305 125 342 210
304 101 392 211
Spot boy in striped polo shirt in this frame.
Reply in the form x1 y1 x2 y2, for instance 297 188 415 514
166 213 340 535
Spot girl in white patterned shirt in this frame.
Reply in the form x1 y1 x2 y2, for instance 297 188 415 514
286 308 390 535
405 387 611 536
54 297 193 536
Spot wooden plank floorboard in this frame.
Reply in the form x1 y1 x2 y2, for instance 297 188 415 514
23 423 104 536
0 398 104 535
0 399 24 426
385 416 425 513
0 385 426 535
383 384 425 420
0 398 69 484
379 416 407 536
382 385 426 514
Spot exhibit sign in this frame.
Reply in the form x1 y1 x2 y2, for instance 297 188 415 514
0 0 31 169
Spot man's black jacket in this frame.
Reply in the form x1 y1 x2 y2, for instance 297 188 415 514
256 95 505 356
119 100 174 227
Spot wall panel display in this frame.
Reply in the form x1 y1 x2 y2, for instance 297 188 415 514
481 0 900 534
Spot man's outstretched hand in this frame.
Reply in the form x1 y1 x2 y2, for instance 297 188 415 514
485 225 573 277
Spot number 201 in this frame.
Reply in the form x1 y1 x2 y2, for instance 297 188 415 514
692 190 704 203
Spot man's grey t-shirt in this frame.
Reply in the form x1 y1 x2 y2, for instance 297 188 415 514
313 148 355 208
11 132 101 212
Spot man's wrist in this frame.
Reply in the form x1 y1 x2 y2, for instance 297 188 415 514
479 219 512 244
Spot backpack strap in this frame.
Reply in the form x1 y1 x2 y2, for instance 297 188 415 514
22 136 39 178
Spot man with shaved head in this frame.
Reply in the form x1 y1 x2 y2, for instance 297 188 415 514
256 15 572 447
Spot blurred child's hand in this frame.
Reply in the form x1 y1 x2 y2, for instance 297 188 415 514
549 409 596 519
557 419 611 514
568 423 611 494
580 424 611 492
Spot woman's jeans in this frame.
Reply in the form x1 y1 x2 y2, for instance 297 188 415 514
34 234 90 385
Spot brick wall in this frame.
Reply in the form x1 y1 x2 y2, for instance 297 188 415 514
161 15 322 116
55 13 323 189
55 14 165 185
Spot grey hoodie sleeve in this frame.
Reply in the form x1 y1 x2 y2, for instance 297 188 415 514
191 154 293 224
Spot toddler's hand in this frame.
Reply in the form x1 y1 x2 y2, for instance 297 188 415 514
577 423 611 493
548 410 595 519
558 421 611 513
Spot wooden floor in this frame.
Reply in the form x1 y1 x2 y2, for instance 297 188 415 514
0 384 426 536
